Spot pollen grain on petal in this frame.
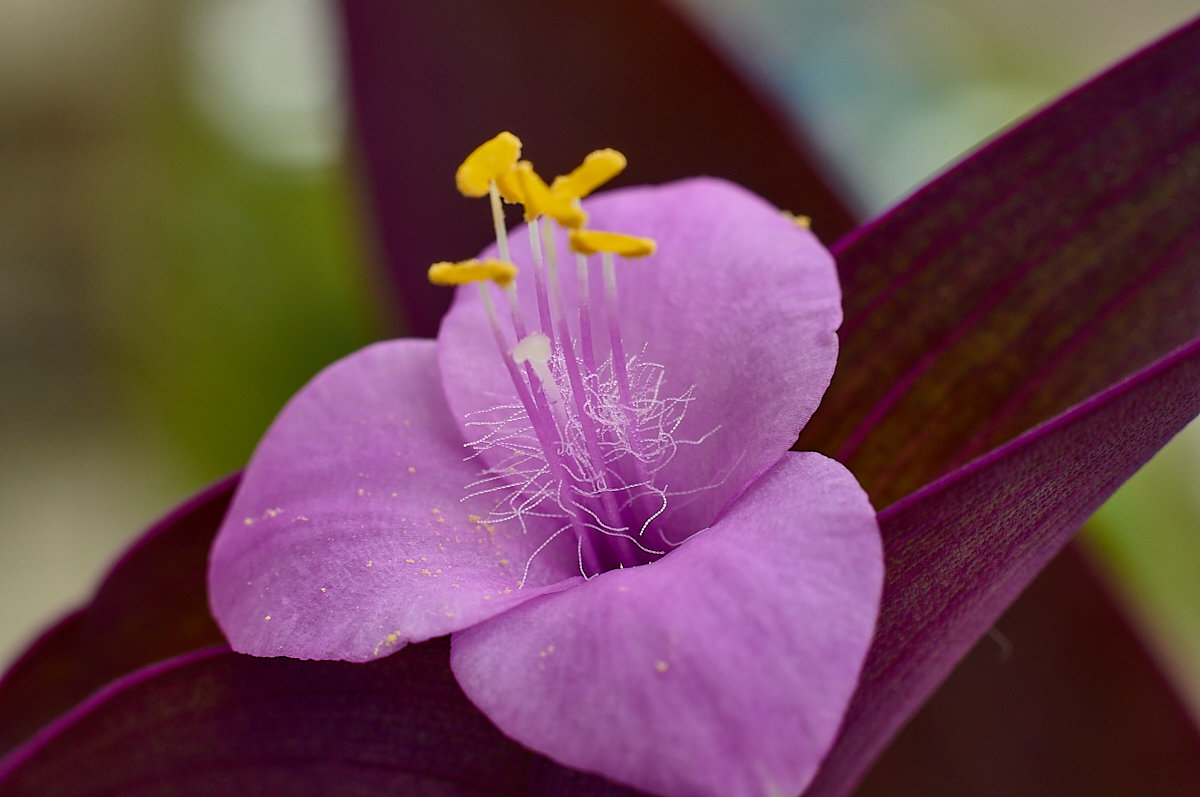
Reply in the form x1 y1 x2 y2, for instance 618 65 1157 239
511 332 552 365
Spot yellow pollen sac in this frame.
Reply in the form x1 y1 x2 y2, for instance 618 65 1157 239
500 161 587 228
550 148 627 201
428 259 518 287
455 132 522 198
493 160 530 205
568 229 657 258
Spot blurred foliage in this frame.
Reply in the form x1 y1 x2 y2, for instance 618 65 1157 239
102 94 382 479
73 0 385 481
0 0 382 660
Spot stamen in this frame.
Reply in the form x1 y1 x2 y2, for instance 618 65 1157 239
568 230 657 413
455 131 522 197
575 252 596 372
428 258 517 287
489 183 513 265
550 148 627 201
506 161 588 228
569 229 656 258
527 218 556 342
540 219 626 530
513 333 566 427
583 243 659 504
430 263 564 525
431 134 724 579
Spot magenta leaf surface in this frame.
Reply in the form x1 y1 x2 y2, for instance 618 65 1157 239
802 17 1200 794
858 545 1200 795
800 17 1200 504
811 344 1200 794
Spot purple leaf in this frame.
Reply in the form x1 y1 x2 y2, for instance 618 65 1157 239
0 640 553 796
0 475 235 757
799 16 1200 505
812 342 1200 794
801 18 1200 793
339 0 855 337
858 545 1200 795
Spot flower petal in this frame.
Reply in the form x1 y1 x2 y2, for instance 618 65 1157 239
339 0 855 337
450 452 882 797
0 475 234 757
208 339 580 663
439 178 843 534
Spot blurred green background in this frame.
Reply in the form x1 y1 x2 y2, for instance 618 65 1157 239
0 0 1196 721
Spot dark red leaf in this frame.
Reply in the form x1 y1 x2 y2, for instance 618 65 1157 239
857 544 1200 795
802 18 1200 794
800 17 1200 506
0 640 642 797
0 475 236 757
812 337 1200 795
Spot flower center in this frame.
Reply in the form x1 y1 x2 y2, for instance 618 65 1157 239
431 133 710 581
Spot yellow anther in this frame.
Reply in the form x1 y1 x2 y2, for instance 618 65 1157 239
500 161 588 228
493 160 530 205
568 229 657 258
428 259 518 287
455 132 522 198
550 149 627 201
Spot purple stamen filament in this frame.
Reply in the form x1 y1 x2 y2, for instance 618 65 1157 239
464 184 701 580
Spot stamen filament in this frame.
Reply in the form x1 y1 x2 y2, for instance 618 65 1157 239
474 288 575 527
513 333 568 432
527 219 556 341
488 182 512 264
575 253 596 373
541 221 625 531
603 251 634 408
597 250 656 507
434 134 714 578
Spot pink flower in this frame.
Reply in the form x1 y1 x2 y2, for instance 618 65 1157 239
208 166 884 797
